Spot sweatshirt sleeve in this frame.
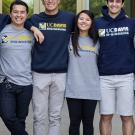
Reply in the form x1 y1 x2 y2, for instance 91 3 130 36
133 19 135 48
0 14 11 31
133 35 135 48
24 14 38 30
24 17 34 30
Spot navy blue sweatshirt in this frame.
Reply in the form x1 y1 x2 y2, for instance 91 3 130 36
96 6 135 76
0 14 10 31
26 10 75 73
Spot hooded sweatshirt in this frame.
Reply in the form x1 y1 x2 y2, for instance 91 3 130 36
96 6 135 76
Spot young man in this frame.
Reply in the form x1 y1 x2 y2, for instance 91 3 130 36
0 1 34 135
96 0 135 135
0 14 44 44
26 0 75 135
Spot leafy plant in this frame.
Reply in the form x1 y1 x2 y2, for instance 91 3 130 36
90 0 105 17
59 0 76 13
2 0 34 16
2 0 14 14
59 0 105 17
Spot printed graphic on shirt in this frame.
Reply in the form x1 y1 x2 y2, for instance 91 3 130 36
69 45 97 54
98 27 129 37
0 34 33 45
39 22 67 31
79 45 96 53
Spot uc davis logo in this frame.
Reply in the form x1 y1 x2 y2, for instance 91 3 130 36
98 29 105 37
39 23 47 30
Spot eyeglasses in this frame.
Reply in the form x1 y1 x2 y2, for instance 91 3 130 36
108 0 122 3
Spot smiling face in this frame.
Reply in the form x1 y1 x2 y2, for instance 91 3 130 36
42 0 60 15
10 5 28 28
107 0 124 18
77 13 92 36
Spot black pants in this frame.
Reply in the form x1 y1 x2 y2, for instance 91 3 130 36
0 81 32 135
66 98 97 135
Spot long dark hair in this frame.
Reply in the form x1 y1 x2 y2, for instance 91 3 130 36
72 10 98 56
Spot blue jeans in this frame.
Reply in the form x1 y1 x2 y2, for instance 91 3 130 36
0 81 32 135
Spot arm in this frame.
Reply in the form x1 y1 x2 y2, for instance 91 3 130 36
0 14 11 31
25 17 44 44
30 26 44 44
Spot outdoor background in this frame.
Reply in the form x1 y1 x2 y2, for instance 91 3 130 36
2 0 34 16
2 0 132 17
2 0 105 17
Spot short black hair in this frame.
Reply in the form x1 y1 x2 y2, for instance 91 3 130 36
106 0 124 3
10 0 29 13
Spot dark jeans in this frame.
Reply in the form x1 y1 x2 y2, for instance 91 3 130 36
0 81 33 135
66 98 97 135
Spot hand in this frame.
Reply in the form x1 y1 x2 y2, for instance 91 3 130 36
31 26 44 44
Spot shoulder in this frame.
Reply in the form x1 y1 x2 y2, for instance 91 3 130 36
29 12 45 19
59 10 75 19
95 16 105 24
125 17 135 23
22 28 34 43
1 24 12 31
95 16 106 28
120 17 135 29
60 10 75 16
23 28 34 37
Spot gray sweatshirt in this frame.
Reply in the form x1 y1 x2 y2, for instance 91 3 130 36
65 36 101 100
0 24 34 85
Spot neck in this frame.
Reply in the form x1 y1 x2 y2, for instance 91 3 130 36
79 31 88 37
109 11 121 19
11 23 24 30
45 9 59 15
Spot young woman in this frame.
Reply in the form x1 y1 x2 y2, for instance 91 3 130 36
65 10 101 135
